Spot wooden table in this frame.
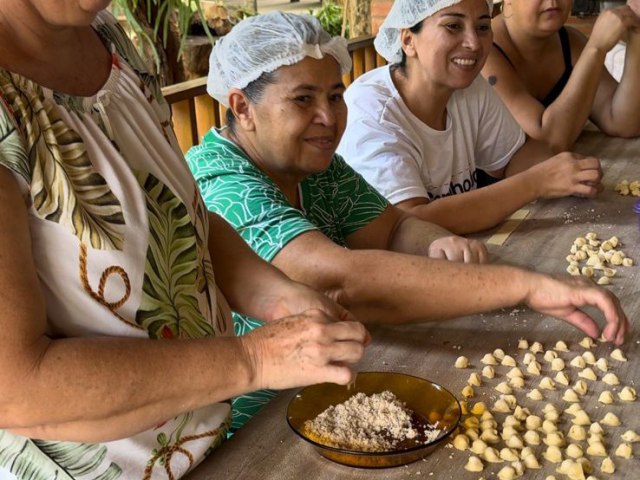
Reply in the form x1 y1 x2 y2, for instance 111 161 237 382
187 131 640 479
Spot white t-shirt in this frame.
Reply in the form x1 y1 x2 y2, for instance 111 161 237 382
337 66 526 204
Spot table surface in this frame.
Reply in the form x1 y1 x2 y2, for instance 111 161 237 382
186 131 640 479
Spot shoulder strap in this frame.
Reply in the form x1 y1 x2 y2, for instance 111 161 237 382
492 42 516 68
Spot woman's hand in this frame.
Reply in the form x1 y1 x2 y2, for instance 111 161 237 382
239 309 369 390
588 5 640 54
529 152 602 199
523 273 629 346
428 236 489 264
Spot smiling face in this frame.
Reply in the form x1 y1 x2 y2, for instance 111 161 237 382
242 55 347 186
505 0 572 33
401 0 493 92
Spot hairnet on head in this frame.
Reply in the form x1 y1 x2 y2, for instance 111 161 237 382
374 0 494 63
207 11 352 107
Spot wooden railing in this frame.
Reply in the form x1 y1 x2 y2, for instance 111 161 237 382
161 35 384 153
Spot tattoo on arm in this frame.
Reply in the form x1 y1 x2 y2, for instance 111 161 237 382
488 75 497 87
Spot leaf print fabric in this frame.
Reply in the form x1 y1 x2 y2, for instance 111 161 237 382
0 10 233 480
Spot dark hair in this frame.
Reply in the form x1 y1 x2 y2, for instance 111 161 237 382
225 71 277 132
391 20 425 76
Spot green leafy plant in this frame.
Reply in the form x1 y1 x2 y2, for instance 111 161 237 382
310 1 347 38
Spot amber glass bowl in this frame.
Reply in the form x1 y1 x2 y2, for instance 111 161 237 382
286 371 461 468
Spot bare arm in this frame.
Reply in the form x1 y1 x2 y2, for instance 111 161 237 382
271 226 630 346
0 168 366 442
484 9 640 152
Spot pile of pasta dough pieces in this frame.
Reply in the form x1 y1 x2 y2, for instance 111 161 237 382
452 337 636 480
565 233 633 286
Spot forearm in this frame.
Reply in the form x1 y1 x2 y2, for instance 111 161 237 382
2 335 254 442
387 215 455 256
609 33 640 136
404 174 538 234
338 250 534 324
538 46 606 151
207 212 302 322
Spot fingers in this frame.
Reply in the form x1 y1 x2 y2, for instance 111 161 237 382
573 286 630 346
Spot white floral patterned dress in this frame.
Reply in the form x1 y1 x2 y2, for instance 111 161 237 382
0 11 233 480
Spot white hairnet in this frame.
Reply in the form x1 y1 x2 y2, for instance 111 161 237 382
375 0 494 63
207 11 352 107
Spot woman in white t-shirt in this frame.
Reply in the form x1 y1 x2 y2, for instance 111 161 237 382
338 0 603 235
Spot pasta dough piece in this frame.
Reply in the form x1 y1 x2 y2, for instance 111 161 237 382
496 382 513 395
527 360 542 376
501 355 516 367
582 352 596 365
544 445 564 463
544 432 566 447
573 380 588 396
618 386 636 401
522 352 535 365
579 337 595 349
480 429 500 445
581 266 594 278
471 401 487 415
524 430 541 445
460 401 468 415
614 443 632 459
454 356 469 368
481 419 497 431
602 373 620 385
500 394 517 409
597 276 611 286
523 454 541 469
575 237 588 246
585 232 598 241
482 366 495 379
527 388 543 401
563 389 580 402
565 403 583 417
544 350 559 362
598 391 614 405
509 377 525 389
501 426 520 442
578 367 597 381
493 348 505 360
466 428 479 441
556 459 586 480
586 442 607 457
530 341 544 354
566 443 584 459
462 385 475 398
492 399 511 413
453 434 470 451
570 356 587 369
518 338 529 350
595 358 608 372
555 371 570 385
539 377 556 390
468 372 482 386
589 422 604 435
464 455 484 472
610 252 624 265
497 466 516 480
543 419 558 433
551 358 566 371
471 439 488 455
483 446 502 463
601 412 621 427
622 257 633 267
506 367 523 378
505 434 524 449
554 340 569 352
572 410 591 426
481 353 498 365
513 406 530 421
588 433 604 446
500 447 519 462
621 430 640 443
610 348 627 362
600 457 615 474
525 415 542 430
568 425 587 441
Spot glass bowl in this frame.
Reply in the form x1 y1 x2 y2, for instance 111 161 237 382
286 371 461 468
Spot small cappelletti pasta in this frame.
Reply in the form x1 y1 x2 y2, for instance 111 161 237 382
589 422 604 435
544 350 558 362
482 366 495 379
572 410 591 426
525 415 542 430
506 367 523 378
468 372 482 386
619 386 637 401
453 434 469 451
542 420 558 434
497 466 516 480
523 454 541 469
621 430 640 443
610 348 627 362
563 389 580 402
471 401 487 415
495 382 513 395
598 391 615 404
500 447 519 462
522 352 535 365
555 371 570 386
539 377 556 390
568 425 586 441
578 367 597 381
601 457 615 474
518 338 529 349
614 443 633 459
543 445 563 463
501 355 516 367
523 430 541 446
551 358 565 371
602 412 621 427
454 356 469 368
544 432 566 447
595 358 608 372
527 388 543 401
586 442 607 457
573 380 588 396
492 399 511 413
464 455 484 472
570 356 587 369
566 443 584 459
462 385 474 398
565 403 583 416
481 353 498 365
579 336 595 349
483 446 502 463
582 351 596 364
509 377 525 389
530 342 544 354
602 373 620 385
